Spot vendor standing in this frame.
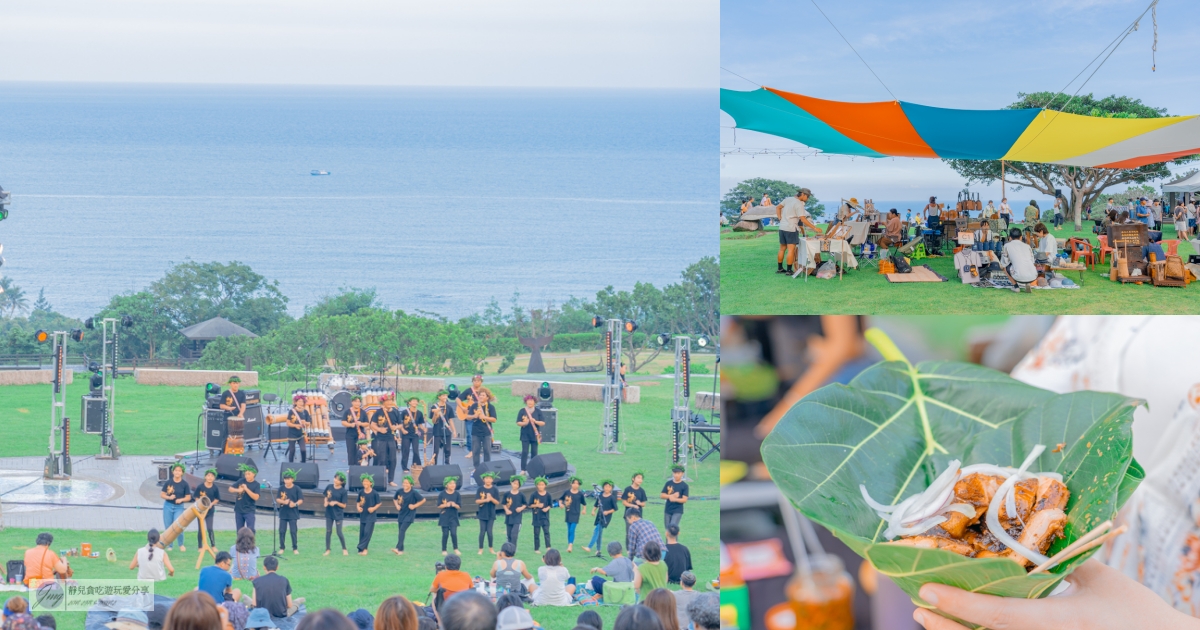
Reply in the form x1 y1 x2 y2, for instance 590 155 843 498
775 187 820 276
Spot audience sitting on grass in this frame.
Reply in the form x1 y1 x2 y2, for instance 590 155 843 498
438 591 496 630
633 542 668 599
613 604 663 630
495 594 541 630
245 607 278 629
575 610 603 630
490 543 535 595
429 554 473 612
230 527 260 581
623 509 663 562
1001 227 1038 289
671 572 701 629
345 607 374 630
531 548 575 606
2 597 37 630
197 551 242 606
1032 223 1055 263
645 588 681 630
588 541 637 596
129 529 175 582
22 533 69 586
372 595 417 630
35 614 56 630
251 555 305 622
687 593 720 630
663 526 691 584
102 609 149 630
163 591 224 630
295 608 355 630
494 605 536 630
1144 230 1167 263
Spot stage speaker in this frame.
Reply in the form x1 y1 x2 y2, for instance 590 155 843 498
243 404 264 441
538 408 557 444
349 466 387 491
267 423 289 442
205 410 228 450
242 389 261 405
81 396 106 434
216 454 258 481
526 452 568 479
281 462 319 489
472 460 516 489
419 464 464 492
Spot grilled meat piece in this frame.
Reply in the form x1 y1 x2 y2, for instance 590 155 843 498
1009 508 1067 567
940 473 999 538
887 535 976 557
1035 477 1070 512
998 478 1038 528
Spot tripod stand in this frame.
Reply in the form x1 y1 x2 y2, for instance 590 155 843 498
264 482 287 562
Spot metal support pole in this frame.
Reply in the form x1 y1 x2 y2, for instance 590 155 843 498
599 319 623 454
44 332 71 479
671 336 693 478
98 318 121 459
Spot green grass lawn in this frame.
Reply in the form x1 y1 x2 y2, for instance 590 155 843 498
721 224 1199 315
0 374 717 628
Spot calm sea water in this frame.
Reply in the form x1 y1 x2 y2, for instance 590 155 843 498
0 83 715 319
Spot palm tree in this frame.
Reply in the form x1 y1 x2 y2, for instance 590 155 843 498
0 277 29 318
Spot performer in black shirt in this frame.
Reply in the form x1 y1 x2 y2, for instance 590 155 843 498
559 476 584 553
219 376 247 418
371 395 401 486
398 397 425 473
160 463 192 551
342 396 366 464
661 464 690 530
356 475 381 554
502 475 527 551
474 472 501 554
530 477 553 551
622 472 648 536
356 439 375 466
470 391 497 469
438 477 462 555
584 480 617 553
392 475 425 555
516 396 544 473
276 469 304 553
285 396 311 463
323 472 349 556
232 465 261 533
429 391 456 465
193 468 220 549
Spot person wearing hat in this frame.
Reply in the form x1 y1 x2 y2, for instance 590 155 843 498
284 396 311 464
356 473 382 554
345 608 373 630
775 188 820 275
243 607 278 629
559 476 584 553
660 465 689 530
392 475 426 555
159 463 191 551
323 471 350 556
438 476 463 556
516 395 544 474
232 464 261 533
495 605 536 630
104 608 149 630
469 389 497 470
475 471 501 554
397 397 425 474
429 390 456 466
275 469 304 554
370 394 401 486
219 376 246 419
193 467 220 549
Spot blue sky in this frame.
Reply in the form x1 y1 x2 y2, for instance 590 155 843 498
721 0 1199 199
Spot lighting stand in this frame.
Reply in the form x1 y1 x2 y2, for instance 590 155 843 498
670 336 694 480
599 319 623 454
98 318 121 459
44 332 71 479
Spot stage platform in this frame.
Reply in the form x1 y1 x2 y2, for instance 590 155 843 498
182 438 576 520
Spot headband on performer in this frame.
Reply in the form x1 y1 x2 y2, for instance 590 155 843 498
631 470 645 480
237 463 256 473
533 476 548 486
170 463 186 472
403 475 415 486
351 395 361 401
360 473 375 484
568 476 583 485
357 439 370 445
334 471 347 481
671 464 686 473
227 376 241 384
599 479 615 488
204 468 218 478
408 397 419 404
436 390 448 397
282 468 298 479
443 476 459 486
509 474 526 485
480 472 498 480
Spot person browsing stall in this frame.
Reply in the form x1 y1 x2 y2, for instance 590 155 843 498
160 463 192 551
1032 223 1056 263
883 209 903 248
1001 227 1039 288
775 188 819 275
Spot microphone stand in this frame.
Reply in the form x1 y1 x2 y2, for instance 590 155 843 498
264 481 285 561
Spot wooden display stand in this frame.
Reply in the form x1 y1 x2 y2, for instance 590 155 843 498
1107 224 1149 284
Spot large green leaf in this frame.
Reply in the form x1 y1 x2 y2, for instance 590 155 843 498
762 359 1143 607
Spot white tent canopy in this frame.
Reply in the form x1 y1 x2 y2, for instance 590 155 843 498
1163 171 1200 193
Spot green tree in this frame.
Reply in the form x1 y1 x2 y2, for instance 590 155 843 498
720 177 826 218
945 92 1198 231
150 261 291 334
32 288 51 314
95 292 179 360
593 282 667 373
659 256 719 339
0 277 29 318
306 287 380 318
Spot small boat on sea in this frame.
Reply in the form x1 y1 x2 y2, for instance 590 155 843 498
311 170 331 176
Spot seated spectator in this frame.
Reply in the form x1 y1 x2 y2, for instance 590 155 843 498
588 542 636 595
532 549 575 606
633 542 668 598
1033 223 1056 262
129 529 174 582
295 609 356 630
575 610 603 630
22 533 69 586
623 509 663 562
613 605 663 630
197 552 243 604
3 597 37 630
163 591 224 630
1001 227 1038 286
416 618 436 630
221 601 249 630
672 572 701 629
244 608 277 629
104 609 150 630
35 614 57 630
372 596 416 630
663 526 691 584
686 593 719 630
644 589 681 630
437 591 496 630
495 605 536 630
429 554 473 612
345 608 373 630
230 527 260 581
251 556 304 621
495 594 543 629
1143 230 1167 262
490 543 535 595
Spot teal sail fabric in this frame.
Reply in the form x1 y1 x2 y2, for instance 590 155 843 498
720 88 884 157
899 102 1041 160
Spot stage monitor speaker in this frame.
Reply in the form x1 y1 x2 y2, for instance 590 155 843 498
538 407 558 444
419 464 464 492
243 404 264 441
267 423 289 442
526 452 569 479
81 396 106 434
216 454 258 481
281 462 319 489
205 410 228 450
242 389 261 405
472 460 516 489
349 466 387 491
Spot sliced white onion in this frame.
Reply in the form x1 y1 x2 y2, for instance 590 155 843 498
986 445 1049 566
1006 487 1019 525
944 503 977 518
884 515 947 539
860 484 899 513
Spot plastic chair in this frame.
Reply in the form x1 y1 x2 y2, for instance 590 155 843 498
1163 239 1180 257
1097 235 1115 265
1070 240 1096 270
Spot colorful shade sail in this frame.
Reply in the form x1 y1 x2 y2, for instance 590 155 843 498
721 87 1200 168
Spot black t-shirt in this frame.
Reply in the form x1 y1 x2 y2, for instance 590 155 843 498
560 489 583 523
438 490 461 527
622 485 647 517
530 491 552 522
394 488 423 523
222 389 247 417
343 409 367 440
503 490 526 525
517 408 541 441
359 489 381 520
665 542 693 584
371 408 400 442
194 481 219 506
324 485 348 521
251 572 292 618
662 480 689 515
287 409 310 439
235 479 261 513
278 485 303 520
398 409 424 436
161 478 191 504
594 493 618 527
476 486 500 521
429 404 452 437
470 402 497 436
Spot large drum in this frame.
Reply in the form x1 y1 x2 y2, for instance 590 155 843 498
327 375 361 393
225 417 246 454
328 390 353 422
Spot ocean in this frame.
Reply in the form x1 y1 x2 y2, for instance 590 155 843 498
0 83 716 320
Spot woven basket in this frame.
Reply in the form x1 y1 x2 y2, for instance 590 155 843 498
878 260 896 274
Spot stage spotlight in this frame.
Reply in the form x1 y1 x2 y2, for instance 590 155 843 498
90 373 104 390
87 361 101 373
696 335 710 348
656 333 671 347
591 316 604 328
624 320 638 333
34 330 49 344
447 383 459 400
70 329 84 342
538 381 553 401
84 317 95 330
121 315 134 327
205 382 221 396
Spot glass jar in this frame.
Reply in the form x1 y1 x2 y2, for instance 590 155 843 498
786 555 854 630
